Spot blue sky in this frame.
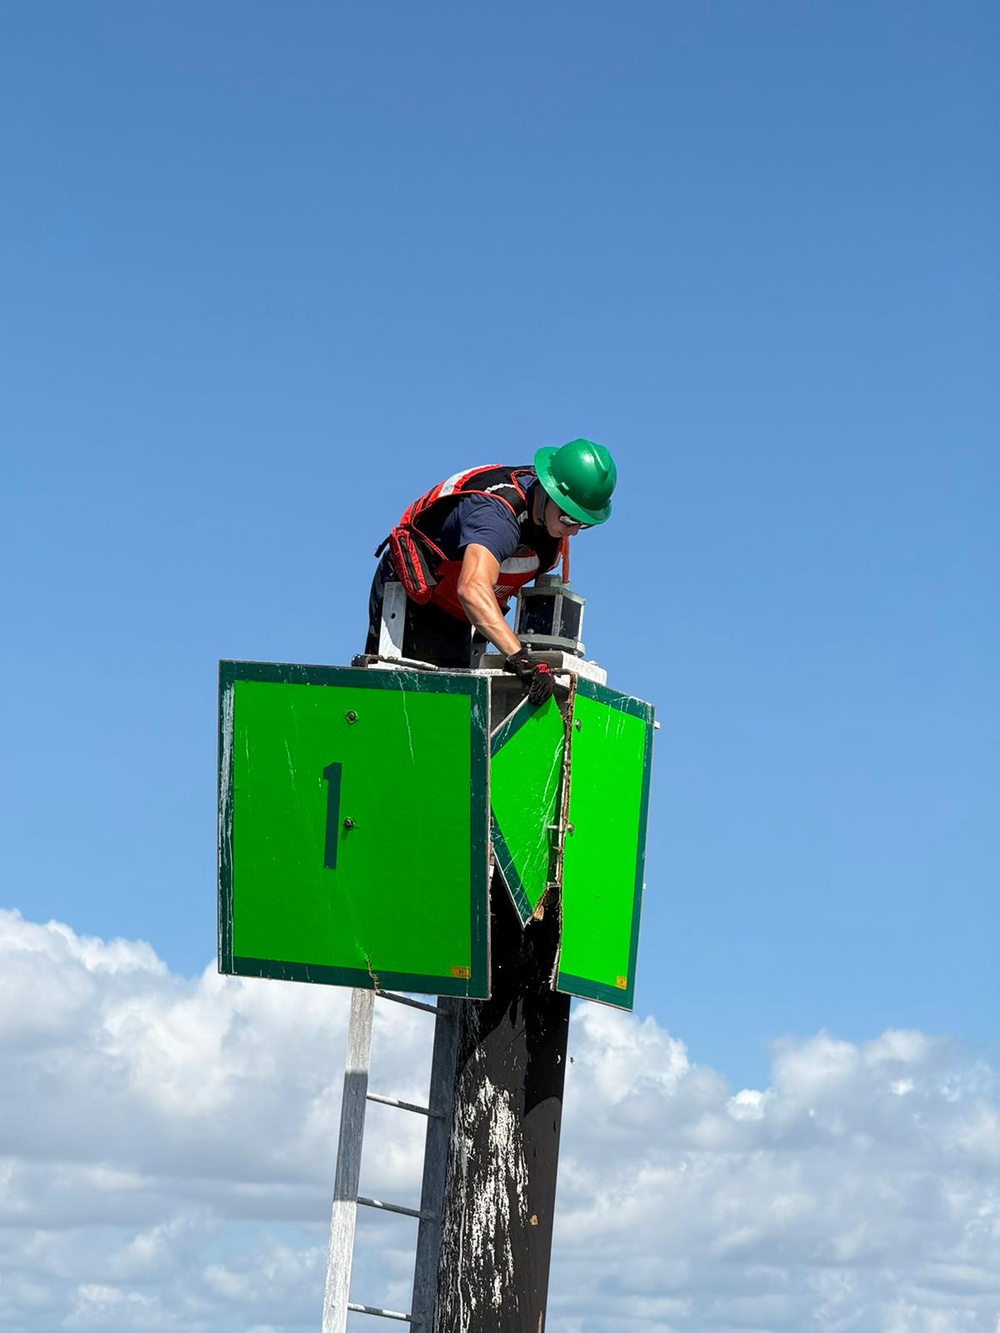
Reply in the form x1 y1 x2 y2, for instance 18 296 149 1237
3 0 997 1103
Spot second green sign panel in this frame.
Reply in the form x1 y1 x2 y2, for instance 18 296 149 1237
490 679 655 1011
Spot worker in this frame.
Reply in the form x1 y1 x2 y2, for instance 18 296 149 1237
367 439 617 702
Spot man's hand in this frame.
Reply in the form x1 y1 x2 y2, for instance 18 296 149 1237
503 644 557 706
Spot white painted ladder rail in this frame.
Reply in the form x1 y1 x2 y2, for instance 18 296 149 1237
321 988 458 1333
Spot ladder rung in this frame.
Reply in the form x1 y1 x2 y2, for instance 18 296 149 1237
347 1302 411 1322
357 1195 430 1220
366 1092 440 1117
375 991 443 1016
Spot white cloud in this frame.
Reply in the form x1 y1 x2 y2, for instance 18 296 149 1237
556 1008 1000 1329
1 910 998 1331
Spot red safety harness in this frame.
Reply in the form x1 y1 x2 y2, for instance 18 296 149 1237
376 464 557 620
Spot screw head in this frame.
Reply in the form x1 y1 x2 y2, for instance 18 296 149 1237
342 817 355 830
345 711 358 724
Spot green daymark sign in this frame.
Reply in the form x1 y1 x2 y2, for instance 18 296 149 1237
218 662 654 1010
219 662 491 998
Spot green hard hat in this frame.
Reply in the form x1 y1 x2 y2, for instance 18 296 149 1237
533 438 617 525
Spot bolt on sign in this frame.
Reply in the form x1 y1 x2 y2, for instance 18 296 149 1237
219 661 654 1010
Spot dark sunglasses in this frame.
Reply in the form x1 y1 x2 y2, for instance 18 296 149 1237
556 510 592 530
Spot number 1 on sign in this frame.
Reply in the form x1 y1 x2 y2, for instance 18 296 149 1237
322 763 342 870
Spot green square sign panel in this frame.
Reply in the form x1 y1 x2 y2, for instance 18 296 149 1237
218 661 490 997
490 696 567 924
556 680 654 1010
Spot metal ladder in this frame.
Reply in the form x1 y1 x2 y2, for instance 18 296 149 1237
321 987 459 1332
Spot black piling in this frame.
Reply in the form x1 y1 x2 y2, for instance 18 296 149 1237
412 873 570 1333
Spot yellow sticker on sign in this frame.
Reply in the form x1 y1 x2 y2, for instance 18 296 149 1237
450 966 471 979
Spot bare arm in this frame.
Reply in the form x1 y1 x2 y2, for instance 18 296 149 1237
455 543 522 657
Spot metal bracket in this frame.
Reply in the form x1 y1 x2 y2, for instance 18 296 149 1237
378 580 407 658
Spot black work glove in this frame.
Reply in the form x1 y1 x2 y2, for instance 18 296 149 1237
503 643 557 706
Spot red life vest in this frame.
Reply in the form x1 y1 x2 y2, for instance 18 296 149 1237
380 464 559 620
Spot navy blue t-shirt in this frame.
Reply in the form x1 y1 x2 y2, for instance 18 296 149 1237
420 480 558 569
432 494 522 563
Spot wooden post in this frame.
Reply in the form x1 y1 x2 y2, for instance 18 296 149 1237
419 873 571 1333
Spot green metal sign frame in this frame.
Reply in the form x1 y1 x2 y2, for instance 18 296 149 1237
218 661 491 997
489 679 655 1011
555 680 655 1010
